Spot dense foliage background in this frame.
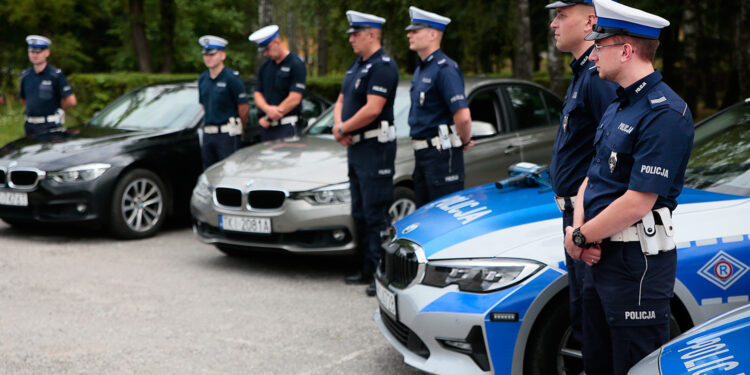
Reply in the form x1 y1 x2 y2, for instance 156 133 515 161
0 0 748 144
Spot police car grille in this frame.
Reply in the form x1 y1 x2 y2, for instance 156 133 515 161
380 310 430 358
248 190 285 209
380 248 419 288
215 188 242 207
9 170 41 189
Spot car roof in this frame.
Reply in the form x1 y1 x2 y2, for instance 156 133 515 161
396 76 557 96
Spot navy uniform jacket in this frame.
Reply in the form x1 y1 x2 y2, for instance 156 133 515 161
19 64 74 116
340 48 399 135
199 68 248 125
255 53 306 118
550 45 618 197
408 49 468 139
583 71 694 221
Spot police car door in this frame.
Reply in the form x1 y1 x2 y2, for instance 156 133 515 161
500 84 561 167
463 84 522 187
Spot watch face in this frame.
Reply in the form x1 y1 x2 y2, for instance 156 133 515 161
573 230 585 246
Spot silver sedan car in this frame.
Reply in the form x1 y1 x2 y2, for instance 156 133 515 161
190 78 562 256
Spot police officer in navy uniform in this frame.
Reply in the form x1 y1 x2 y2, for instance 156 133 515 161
546 0 619 352
563 1 694 373
19 35 77 137
405 6 473 208
249 25 307 141
333 11 399 296
198 35 249 170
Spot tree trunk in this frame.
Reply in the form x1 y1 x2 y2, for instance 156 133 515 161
316 8 328 76
159 0 176 73
736 0 750 100
258 0 273 67
287 8 298 55
546 9 565 98
682 0 698 113
129 0 152 73
513 0 533 80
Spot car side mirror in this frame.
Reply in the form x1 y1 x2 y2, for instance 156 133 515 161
471 121 497 139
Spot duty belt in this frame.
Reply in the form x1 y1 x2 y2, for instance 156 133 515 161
554 195 577 212
412 124 462 151
270 115 298 127
351 121 394 144
26 114 61 124
203 124 230 134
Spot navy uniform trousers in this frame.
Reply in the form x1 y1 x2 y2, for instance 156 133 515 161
348 138 396 275
582 241 676 375
201 132 239 170
260 122 296 142
413 146 465 208
25 121 62 137
562 201 586 345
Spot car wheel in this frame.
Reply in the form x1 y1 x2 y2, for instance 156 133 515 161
389 186 416 224
525 295 685 375
109 169 167 239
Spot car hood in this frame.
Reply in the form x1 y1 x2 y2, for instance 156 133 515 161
630 304 750 375
204 135 348 191
0 125 179 170
392 184 749 261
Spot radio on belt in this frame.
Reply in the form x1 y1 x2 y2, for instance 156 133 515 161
438 124 452 150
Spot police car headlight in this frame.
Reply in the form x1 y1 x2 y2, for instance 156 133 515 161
295 182 350 205
422 258 545 293
193 174 212 199
48 163 111 183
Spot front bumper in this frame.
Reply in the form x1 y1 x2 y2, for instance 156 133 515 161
0 171 117 225
190 191 357 254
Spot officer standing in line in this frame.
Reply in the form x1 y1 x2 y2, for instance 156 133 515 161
198 35 249 170
19 35 77 137
546 0 618 353
332 10 399 296
249 25 307 142
405 6 473 208
563 1 694 373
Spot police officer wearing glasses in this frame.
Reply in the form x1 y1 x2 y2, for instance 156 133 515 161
198 35 249 170
563 1 694 374
546 0 618 353
405 6 473 208
19 35 77 137
333 11 399 296
249 25 307 141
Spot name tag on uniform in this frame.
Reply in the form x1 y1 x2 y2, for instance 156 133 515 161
216 82 227 88
422 78 432 83
281 66 290 72
41 80 52 86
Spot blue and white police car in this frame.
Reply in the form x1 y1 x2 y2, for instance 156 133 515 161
374 98 750 375
629 303 750 375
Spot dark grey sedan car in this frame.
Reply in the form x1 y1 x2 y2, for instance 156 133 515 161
190 78 562 255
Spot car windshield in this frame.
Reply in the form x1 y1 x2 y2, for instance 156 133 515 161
684 100 750 196
306 86 412 138
88 84 201 130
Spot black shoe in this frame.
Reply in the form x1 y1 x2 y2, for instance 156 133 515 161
345 271 372 285
365 280 376 297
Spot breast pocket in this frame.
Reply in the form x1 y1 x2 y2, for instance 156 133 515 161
39 83 53 100
353 72 368 95
275 70 290 89
607 133 635 177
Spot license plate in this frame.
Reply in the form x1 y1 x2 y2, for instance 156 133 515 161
376 278 397 319
0 191 28 207
219 215 271 234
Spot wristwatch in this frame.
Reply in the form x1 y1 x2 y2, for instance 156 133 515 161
572 227 592 248
338 125 346 135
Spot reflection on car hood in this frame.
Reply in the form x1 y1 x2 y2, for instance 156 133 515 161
0 125 178 169
657 304 750 374
392 184 748 260
206 135 348 191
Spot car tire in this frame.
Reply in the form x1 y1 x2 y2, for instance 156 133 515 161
389 186 416 224
525 295 685 375
109 169 167 239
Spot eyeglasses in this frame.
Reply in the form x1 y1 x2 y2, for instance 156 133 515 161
594 42 625 50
